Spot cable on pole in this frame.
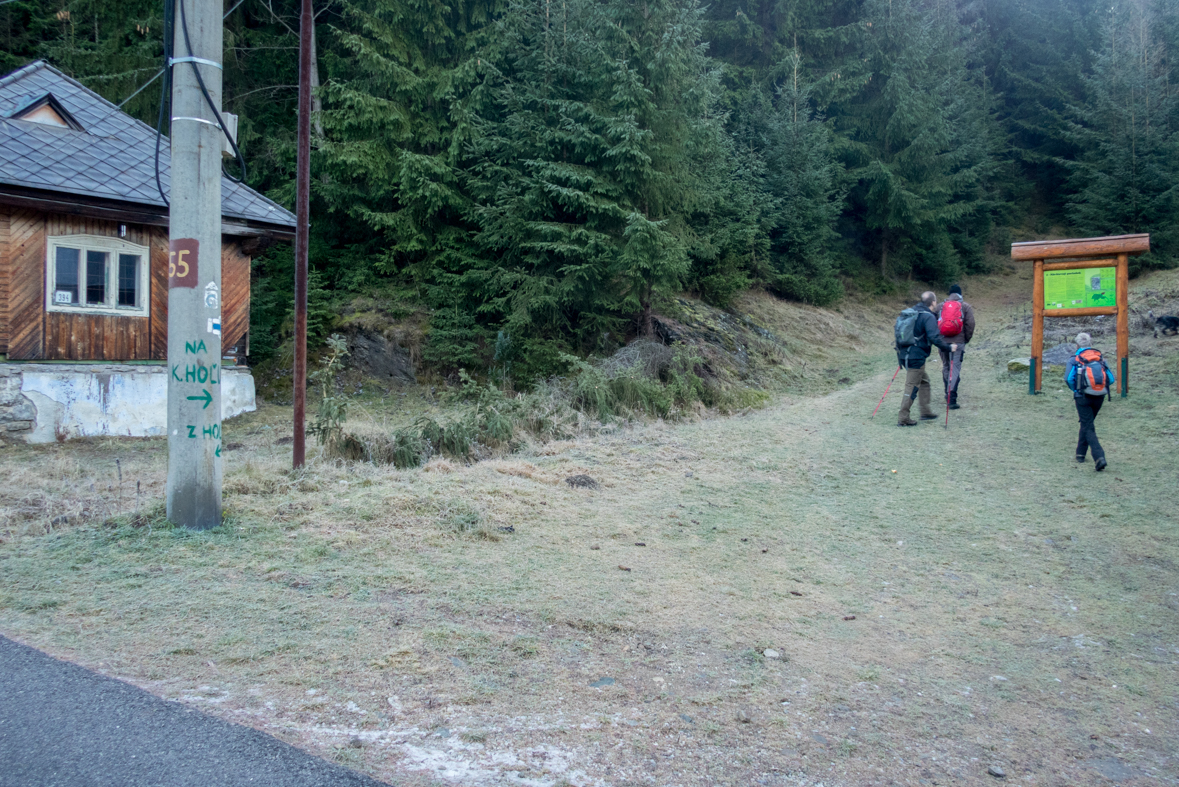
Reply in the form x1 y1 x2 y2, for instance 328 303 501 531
153 0 174 207
177 0 247 183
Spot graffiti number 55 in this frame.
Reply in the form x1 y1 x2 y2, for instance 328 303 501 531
169 250 189 279
169 238 199 288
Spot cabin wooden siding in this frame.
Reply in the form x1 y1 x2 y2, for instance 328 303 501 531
0 209 8 353
221 242 250 357
5 208 45 359
0 209 250 360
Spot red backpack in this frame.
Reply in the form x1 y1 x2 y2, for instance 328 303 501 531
939 299 964 337
1076 348 1110 396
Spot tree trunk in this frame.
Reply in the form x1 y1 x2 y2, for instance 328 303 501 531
640 289 655 339
310 20 324 139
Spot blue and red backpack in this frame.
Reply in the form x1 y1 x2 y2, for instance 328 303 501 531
1075 348 1111 398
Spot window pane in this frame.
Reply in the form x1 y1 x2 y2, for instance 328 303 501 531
86 250 108 305
118 254 139 307
54 247 80 305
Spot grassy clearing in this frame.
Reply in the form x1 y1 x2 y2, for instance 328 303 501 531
1 273 1178 786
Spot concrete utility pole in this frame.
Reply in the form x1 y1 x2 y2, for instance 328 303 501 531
292 0 312 469
166 0 224 528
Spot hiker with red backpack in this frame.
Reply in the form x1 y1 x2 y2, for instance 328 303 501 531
933 284 976 410
895 292 959 426
1066 332 1114 471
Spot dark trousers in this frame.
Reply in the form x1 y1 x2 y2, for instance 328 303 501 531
938 347 964 403
1075 394 1106 461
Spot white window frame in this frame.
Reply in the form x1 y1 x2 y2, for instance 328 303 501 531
46 234 151 318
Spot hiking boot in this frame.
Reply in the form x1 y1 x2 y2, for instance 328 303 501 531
1095 457 1107 472
919 413 939 421
1076 455 1086 463
949 403 961 410
897 418 918 427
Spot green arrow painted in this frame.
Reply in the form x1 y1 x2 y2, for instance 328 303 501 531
187 388 213 409
215 444 222 458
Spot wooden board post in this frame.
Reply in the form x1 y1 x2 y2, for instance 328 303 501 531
1031 258 1044 394
1116 252 1129 396
1012 234 1149 398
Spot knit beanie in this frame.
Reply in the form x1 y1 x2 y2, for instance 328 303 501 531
949 284 963 296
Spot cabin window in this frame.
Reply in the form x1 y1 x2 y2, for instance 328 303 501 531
47 235 150 317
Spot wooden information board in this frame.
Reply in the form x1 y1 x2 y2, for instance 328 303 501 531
1011 234 1150 396
1043 267 1115 310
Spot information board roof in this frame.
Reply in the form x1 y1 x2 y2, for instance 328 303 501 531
1011 234 1150 261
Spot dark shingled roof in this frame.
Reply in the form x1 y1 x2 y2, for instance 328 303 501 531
0 61 295 231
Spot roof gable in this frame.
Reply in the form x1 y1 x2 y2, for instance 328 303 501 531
10 93 85 131
0 61 295 231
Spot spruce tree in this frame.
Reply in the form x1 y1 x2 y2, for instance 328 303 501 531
29 0 165 123
1065 0 1179 263
760 49 844 304
463 0 719 357
1 0 57 73
682 89 765 308
317 0 499 278
835 0 995 283
976 0 1105 226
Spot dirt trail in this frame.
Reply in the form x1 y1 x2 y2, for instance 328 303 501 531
2 271 1178 787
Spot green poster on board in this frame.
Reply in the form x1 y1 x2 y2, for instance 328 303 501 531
1043 267 1116 309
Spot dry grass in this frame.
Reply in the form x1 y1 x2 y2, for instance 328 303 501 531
2 272 1179 787
0 440 165 541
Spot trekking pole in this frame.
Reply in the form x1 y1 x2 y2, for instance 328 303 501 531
871 366 902 418
944 356 955 428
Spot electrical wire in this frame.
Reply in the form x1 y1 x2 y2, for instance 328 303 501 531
177 0 247 184
44 66 165 136
117 67 165 108
153 0 173 207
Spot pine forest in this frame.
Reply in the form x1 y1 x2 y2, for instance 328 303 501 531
4 0 1178 380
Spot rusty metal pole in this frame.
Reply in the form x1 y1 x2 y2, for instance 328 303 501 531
293 0 312 468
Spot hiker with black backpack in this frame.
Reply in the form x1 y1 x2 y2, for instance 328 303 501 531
933 284 975 409
1066 332 1115 472
895 292 959 427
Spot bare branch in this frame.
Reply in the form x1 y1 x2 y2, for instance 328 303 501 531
261 0 298 36
229 84 298 100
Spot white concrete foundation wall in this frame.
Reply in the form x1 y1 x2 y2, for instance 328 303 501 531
0 364 255 443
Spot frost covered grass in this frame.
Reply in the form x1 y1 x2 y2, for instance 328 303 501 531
2 272 1178 786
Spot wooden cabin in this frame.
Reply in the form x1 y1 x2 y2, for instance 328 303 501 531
0 61 295 441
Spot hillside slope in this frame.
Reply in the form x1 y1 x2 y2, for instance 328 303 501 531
1 269 1177 786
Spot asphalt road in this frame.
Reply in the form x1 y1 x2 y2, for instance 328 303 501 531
0 635 390 787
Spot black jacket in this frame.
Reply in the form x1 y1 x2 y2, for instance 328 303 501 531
898 302 953 368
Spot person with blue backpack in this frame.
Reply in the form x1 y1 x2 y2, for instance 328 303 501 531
895 292 959 426
1066 332 1114 471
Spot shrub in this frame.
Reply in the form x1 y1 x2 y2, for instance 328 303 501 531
308 334 350 453
333 340 738 467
